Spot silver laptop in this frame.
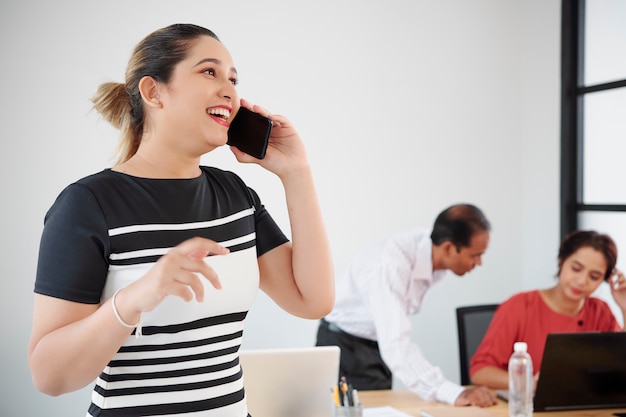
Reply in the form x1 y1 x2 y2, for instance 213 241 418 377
239 346 341 417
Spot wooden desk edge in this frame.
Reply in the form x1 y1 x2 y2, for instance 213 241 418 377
358 389 626 417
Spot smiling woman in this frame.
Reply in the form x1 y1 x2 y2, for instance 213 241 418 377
27 23 334 417
92 25 238 173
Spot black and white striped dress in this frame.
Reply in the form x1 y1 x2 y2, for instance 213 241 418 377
34 167 289 417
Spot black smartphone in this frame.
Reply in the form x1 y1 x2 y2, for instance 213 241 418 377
227 106 273 159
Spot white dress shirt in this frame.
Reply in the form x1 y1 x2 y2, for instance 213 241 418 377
325 228 464 404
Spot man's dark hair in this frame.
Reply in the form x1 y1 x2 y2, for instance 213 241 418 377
430 204 490 249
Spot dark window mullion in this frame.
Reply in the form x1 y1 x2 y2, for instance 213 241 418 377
579 79 626 94
560 0 585 238
561 0 626 237
578 204 626 212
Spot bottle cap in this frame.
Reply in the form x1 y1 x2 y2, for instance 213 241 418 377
514 341 528 352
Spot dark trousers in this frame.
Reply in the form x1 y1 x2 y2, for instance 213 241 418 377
315 319 392 390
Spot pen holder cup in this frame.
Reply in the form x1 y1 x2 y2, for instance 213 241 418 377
334 404 363 417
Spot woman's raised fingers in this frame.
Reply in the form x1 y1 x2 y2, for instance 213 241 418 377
173 237 230 258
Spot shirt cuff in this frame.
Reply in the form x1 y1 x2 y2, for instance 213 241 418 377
435 380 465 405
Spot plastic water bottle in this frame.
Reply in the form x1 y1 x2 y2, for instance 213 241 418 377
508 341 533 417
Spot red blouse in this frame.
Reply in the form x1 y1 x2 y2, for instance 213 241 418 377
469 290 621 377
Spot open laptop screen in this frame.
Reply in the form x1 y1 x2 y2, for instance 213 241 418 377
533 332 626 411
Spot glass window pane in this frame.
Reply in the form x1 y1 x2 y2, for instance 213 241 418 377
585 0 626 85
582 87 626 204
578 211 626 326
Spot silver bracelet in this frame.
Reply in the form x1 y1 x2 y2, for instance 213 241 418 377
111 288 142 337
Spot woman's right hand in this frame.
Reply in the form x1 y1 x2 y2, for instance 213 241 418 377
28 237 229 395
114 237 230 325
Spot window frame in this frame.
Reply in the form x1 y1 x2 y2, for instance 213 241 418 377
560 0 626 238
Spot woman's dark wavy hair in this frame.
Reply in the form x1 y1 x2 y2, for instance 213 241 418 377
430 204 490 250
557 230 617 281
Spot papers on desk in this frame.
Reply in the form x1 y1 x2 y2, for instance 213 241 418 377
419 406 497 417
363 406 414 417
363 405 496 417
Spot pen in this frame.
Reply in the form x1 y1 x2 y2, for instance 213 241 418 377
337 383 344 406
339 378 347 406
352 388 359 406
340 376 353 406
345 381 356 407
331 386 341 406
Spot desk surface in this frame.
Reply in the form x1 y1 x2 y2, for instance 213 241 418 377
359 390 626 417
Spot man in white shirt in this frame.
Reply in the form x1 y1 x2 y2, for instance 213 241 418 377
316 204 497 407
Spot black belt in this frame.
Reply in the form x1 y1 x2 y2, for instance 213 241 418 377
321 319 379 349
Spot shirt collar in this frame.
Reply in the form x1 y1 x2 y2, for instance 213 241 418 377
413 231 445 283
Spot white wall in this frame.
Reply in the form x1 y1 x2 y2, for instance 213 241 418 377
0 0 561 415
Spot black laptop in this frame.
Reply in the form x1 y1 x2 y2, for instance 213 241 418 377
532 331 626 411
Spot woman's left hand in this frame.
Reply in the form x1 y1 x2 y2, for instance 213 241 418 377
228 99 334 319
229 98 309 177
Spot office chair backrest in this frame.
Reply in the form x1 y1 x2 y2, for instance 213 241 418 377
456 304 499 386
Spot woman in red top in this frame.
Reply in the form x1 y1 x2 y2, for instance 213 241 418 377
470 230 626 390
